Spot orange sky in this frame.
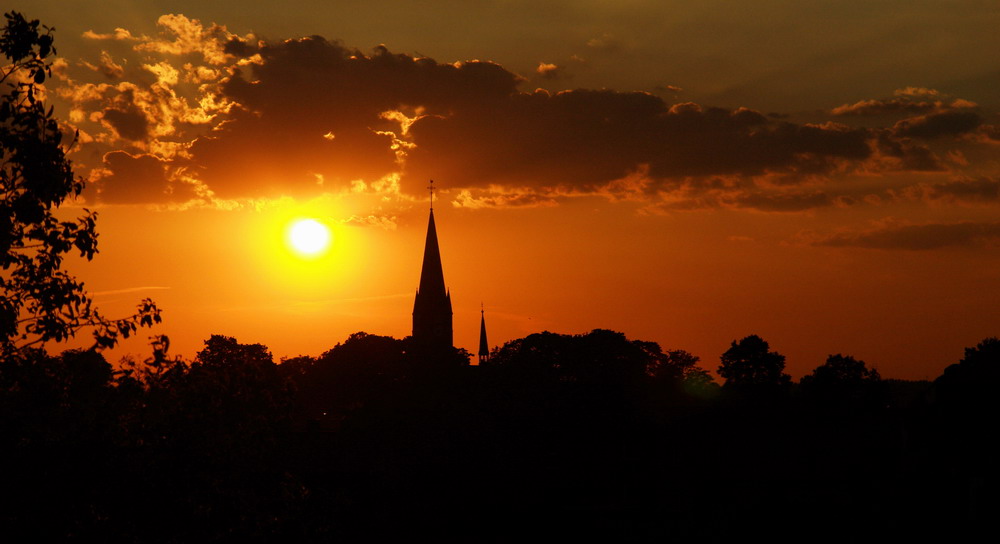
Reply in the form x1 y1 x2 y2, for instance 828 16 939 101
25 1 1000 379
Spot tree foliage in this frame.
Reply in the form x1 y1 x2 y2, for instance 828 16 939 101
935 336 1000 413
489 329 653 385
0 11 159 356
718 334 791 390
801 353 880 388
3 327 996 539
290 332 408 419
801 353 885 412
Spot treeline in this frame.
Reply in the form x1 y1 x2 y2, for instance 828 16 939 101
1 330 997 541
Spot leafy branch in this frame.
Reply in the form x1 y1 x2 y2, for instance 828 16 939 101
1 11 160 357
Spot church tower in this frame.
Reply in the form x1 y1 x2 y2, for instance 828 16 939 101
412 182 453 353
478 305 490 364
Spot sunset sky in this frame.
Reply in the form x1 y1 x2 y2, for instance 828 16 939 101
25 0 1000 379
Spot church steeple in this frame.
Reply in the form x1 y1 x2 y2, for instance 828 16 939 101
412 181 453 353
478 305 490 364
417 209 447 298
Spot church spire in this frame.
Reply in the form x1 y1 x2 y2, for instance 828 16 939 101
417 208 447 297
412 181 453 354
478 304 490 364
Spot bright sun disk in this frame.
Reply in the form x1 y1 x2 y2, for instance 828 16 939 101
288 218 331 256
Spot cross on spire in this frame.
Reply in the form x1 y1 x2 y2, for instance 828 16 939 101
428 179 435 210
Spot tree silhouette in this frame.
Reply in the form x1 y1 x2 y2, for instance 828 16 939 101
718 334 790 392
645 345 719 401
802 353 880 386
0 348 120 539
489 329 653 387
934 336 1000 414
0 11 159 356
801 353 885 412
293 331 407 420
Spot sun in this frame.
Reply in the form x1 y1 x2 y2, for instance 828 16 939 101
287 218 332 257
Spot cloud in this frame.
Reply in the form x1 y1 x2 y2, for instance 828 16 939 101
536 62 563 79
653 84 682 94
57 39 237 158
831 88 977 118
732 191 835 212
893 110 982 139
81 51 125 79
99 105 150 141
92 286 171 297
404 96 874 195
832 98 940 117
342 215 398 230
56 16 994 212
82 28 138 41
869 131 944 171
186 37 522 198
92 151 198 204
586 32 622 52
645 180 849 213
894 87 940 98
908 177 1000 204
134 14 238 65
980 124 1000 142
452 187 561 209
814 221 1000 250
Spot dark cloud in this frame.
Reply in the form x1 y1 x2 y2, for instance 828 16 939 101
189 37 520 198
223 36 257 58
101 106 149 141
63 29 987 208
871 131 944 171
923 177 1000 203
645 184 846 213
979 124 1000 141
893 111 982 139
178 37 900 200
94 151 197 204
815 221 1000 250
404 96 872 193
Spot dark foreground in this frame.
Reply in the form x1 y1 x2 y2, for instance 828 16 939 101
2 332 997 542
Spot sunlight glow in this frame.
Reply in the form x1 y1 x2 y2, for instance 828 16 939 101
288 218 332 256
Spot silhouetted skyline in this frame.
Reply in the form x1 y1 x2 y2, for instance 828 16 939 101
21 2 1000 380
7 9 1000 542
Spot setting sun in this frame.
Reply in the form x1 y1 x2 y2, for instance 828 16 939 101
287 218 332 256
